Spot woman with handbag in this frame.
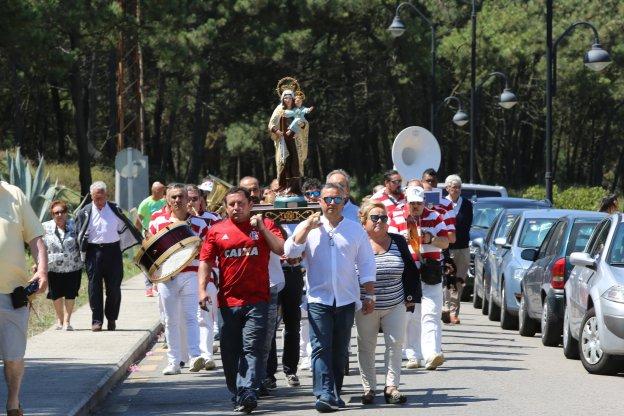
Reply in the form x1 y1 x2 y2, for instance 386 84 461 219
355 201 421 405
42 200 83 331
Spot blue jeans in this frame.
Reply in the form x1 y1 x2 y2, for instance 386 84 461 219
307 302 355 399
219 301 269 401
260 288 280 382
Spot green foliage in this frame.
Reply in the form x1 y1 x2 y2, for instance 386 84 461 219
519 185 608 211
1 148 75 221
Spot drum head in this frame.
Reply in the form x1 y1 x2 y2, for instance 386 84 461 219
150 242 199 283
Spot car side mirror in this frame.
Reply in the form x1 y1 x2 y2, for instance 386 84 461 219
473 237 484 249
570 252 596 269
520 248 538 262
494 237 507 247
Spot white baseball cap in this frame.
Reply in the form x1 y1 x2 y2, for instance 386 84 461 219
406 186 425 203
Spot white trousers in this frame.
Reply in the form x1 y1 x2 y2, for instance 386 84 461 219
404 282 443 360
198 282 218 360
356 303 406 391
158 272 201 365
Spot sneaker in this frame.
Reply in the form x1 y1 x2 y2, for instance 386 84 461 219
204 359 216 370
189 356 206 372
65 324 74 331
425 353 445 370
299 356 311 370
336 397 346 408
235 392 258 413
213 343 219 354
162 363 181 375
145 287 155 297
286 374 300 387
262 378 277 390
315 395 339 413
441 310 451 324
405 358 421 369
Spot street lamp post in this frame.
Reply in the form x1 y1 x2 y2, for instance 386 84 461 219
469 0 479 184
440 96 469 127
388 2 437 135
471 71 518 181
544 0 612 202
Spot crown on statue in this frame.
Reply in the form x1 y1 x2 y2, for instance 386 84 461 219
295 90 306 101
276 76 301 98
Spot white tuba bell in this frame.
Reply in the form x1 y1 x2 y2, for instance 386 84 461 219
391 126 441 183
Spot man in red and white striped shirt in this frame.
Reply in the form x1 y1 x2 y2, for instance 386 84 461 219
148 183 207 376
401 186 449 371
370 170 406 234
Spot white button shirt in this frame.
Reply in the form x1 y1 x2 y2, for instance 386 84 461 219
88 203 121 244
284 215 376 310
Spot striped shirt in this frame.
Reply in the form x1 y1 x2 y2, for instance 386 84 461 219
148 212 218 273
371 190 406 234
361 241 405 310
395 207 448 265
431 198 456 233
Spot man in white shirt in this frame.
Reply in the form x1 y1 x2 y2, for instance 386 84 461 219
285 183 376 413
76 181 141 331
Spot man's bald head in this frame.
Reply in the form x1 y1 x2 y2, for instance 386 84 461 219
326 169 351 195
239 176 261 202
152 181 165 199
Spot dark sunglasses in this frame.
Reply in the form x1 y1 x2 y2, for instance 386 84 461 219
189 196 200 202
52 210 67 216
305 190 321 197
322 196 345 205
369 214 388 223
389 179 402 185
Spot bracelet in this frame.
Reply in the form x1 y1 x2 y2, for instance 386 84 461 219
363 294 376 301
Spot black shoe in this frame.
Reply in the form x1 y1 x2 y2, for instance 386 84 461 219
107 320 116 331
262 378 277 390
179 361 185 368
315 395 339 413
257 386 271 397
344 362 350 376
235 392 258 414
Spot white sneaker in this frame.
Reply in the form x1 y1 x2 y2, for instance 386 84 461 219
162 363 181 375
425 353 445 370
189 356 206 373
405 358 421 369
299 356 311 370
213 344 219 354
204 359 216 370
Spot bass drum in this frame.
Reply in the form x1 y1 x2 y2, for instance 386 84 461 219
134 221 201 284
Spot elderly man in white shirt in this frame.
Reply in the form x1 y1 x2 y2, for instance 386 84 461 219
285 183 376 413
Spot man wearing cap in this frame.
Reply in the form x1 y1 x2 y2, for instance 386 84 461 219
401 186 449 371
370 170 406 234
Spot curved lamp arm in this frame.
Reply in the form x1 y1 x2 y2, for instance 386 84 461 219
395 2 433 28
476 71 510 92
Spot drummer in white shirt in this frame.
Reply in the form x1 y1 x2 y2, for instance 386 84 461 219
285 183 376 412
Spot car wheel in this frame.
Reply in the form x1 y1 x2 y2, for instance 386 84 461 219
500 285 518 330
562 303 579 360
488 284 501 322
579 307 624 375
518 292 538 337
473 277 482 309
481 280 489 315
541 298 563 347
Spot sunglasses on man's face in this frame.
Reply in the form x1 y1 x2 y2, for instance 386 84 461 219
52 210 67 216
322 196 345 205
369 214 388 223
389 179 402 185
305 190 321 198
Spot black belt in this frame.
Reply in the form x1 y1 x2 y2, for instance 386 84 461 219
87 241 120 248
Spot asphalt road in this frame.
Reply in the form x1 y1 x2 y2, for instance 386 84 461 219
94 304 623 415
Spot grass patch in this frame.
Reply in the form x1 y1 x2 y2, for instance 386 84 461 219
27 249 141 337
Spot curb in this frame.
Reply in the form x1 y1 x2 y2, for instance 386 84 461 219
68 320 163 416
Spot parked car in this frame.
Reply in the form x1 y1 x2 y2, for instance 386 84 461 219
473 210 521 311
470 198 552 303
563 213 624 375
437 183 508 199
488 209 565 330
518 211 606 346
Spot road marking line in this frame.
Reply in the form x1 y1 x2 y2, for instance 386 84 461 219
118 388 141 397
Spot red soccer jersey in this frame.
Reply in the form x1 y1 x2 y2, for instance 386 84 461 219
199 217 283 307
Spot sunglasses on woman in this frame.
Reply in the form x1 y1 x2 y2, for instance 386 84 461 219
369 214 388 223
322 196 345 205
305 190 321 197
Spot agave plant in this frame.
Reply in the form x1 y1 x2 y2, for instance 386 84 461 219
2 148 75 222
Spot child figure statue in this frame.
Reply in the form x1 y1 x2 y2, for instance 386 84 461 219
284 91 314 139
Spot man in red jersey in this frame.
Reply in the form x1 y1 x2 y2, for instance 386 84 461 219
198 187 284 414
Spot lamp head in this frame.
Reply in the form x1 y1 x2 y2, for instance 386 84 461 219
388 15 406 38
452 110 469 127
499 88 518 109
584 43 612 72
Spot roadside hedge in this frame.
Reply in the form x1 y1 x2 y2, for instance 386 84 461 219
515 185 617 211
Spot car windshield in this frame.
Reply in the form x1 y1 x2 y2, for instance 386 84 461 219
518 218 557 248
473 205 505 229
565 221 600 256
607 224 624 266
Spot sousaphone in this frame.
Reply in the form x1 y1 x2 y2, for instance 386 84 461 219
391 126 441 183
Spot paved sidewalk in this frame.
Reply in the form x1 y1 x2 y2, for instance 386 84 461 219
0 274 161 416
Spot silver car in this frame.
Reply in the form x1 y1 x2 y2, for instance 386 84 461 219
563 213 624 374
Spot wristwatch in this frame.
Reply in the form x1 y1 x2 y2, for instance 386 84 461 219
363 294 376 301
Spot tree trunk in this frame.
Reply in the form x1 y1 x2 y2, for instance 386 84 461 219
10 55 25 148
185 69 210 182
68 32 92 196
50 85 66 160
106 49 118 160
151 71 166 173
161 107 177 179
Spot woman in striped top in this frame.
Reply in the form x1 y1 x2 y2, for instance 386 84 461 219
355 201 421 405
